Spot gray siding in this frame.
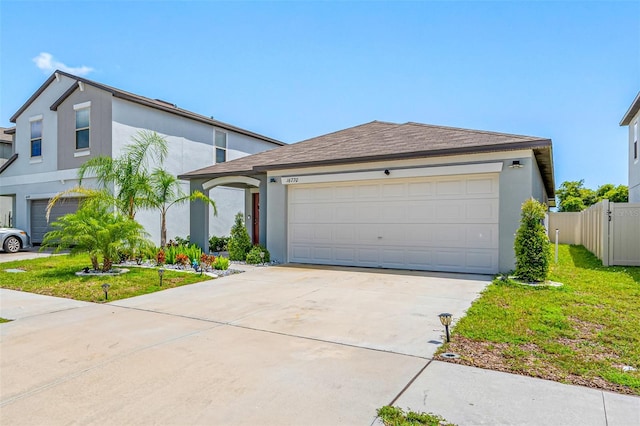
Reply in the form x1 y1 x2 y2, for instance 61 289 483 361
57 85 113 170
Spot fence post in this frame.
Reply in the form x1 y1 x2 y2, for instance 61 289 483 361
601 199 610 266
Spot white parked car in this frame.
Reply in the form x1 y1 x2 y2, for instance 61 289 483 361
0 228 32 253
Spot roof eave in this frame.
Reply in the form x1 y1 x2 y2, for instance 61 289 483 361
620 92 640 126
253 139 553 172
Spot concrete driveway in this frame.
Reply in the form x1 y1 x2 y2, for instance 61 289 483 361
0 266 489 425
0 265 489 425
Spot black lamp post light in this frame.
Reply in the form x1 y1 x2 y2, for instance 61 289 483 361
158 268 165 286
101 283 111 300
438 312 453 343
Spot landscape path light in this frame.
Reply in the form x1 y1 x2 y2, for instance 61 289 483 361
438 312 453 343
260 251 265 265
158 267 165 286
101 283 111 300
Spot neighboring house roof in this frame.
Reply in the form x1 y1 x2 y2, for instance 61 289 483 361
620 92 640 126
10 70 284 146
0 127 14 143
179 120 555 198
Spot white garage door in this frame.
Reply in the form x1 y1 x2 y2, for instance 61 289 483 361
288 174 499 274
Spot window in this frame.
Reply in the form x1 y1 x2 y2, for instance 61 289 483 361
75 105 90 150
634 120 638 162
30 118 42 158
215 130 227 163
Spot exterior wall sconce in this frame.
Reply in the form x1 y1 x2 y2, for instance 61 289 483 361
438 312 453 342
509 160 524 169
384 169 390 175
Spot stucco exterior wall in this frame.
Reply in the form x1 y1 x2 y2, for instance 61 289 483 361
262 149 540 272
0 74 80 230
56 85 113 170
112 98 273 244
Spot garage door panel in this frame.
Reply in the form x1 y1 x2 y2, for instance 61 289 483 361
465 225 498 248
467 177 497 195
356 248 379 265
408 182 434 197
357 184 380 199
335 247 356 262
312 247 333 262
436 179 464 196
465 199 499 221
466 250 498 272
382 183 407 198
288 173 499 274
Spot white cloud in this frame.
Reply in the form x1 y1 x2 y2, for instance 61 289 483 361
32 52 94 76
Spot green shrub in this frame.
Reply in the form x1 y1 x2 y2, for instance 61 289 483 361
514 198 551 282
213 256 230 270
227 213 252 261
209 235 229 252
174 235 190 246
245 245 270 264
164 244 202 265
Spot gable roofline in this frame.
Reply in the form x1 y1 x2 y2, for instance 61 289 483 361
620 92 640 126
179 120 555 198
11 70 284 146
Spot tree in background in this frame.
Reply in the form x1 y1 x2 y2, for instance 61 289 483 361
556 180 628 212
148 169 217 247
514 198 550 282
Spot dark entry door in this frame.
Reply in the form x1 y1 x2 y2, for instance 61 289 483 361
252 193 259 245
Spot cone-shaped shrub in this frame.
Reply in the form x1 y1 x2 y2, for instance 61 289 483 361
514 198 551 282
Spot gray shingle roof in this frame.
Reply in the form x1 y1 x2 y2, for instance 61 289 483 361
179 120 554 197
10 71 284 146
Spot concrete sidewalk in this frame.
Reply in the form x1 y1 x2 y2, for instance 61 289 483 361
394 360 639 426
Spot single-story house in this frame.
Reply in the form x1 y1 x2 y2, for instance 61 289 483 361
180 121 555 274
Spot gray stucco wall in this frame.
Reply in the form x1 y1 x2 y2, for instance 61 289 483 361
111 99 263 245
56 84 113 170
260 151 545 273
497 155 536 272
628 111 640 203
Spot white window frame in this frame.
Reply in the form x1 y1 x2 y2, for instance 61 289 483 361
74 101 91 152
215 130 227 163
29 114 43 159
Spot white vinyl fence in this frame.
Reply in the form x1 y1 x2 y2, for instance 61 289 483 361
548 200 640 266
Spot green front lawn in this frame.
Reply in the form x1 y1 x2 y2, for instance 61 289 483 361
0 254 212 303
438 245 640 395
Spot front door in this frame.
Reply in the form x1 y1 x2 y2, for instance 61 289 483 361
252 193 259 245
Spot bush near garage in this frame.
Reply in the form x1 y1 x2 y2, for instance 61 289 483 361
245 245 270 264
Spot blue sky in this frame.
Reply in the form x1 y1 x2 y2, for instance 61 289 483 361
1 1 638 190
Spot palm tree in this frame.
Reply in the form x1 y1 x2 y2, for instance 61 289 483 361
48 130 168 220
41 203 149 272
77 130 168 219
148 169 217 247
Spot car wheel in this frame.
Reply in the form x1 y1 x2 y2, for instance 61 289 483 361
3 236 21 253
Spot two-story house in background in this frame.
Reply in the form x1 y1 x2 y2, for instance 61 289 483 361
621 92 640 203
0 70 283 244
0 127 15 226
